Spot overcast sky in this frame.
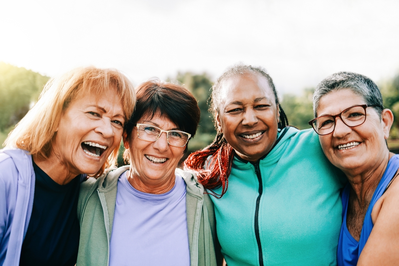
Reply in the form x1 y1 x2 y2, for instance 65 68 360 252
1 0 398 95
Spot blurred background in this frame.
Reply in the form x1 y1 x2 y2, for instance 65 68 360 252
1 0 399 164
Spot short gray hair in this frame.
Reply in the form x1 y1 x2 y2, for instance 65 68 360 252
313 71 384 117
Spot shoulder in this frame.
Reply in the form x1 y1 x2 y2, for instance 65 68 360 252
176 168 204 196
80 166 129 196
0 148 32 186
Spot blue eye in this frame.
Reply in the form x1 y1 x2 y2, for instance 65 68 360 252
169 131 183 138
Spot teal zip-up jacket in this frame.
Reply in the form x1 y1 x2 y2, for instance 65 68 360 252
212 127 346 266
76 166 222 266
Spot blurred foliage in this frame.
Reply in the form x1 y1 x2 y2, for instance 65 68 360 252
380 74 399 138
280 87 314 130
1 62 399 155
0 62 49 132
167 71 217 153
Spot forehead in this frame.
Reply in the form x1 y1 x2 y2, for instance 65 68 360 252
317 88 366 116
139 111 177 129
219 73 275 105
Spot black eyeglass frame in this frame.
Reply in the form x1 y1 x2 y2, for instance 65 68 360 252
308 104 377 136
135 123 191 147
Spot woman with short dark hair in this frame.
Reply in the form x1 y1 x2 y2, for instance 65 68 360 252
77 80 222 266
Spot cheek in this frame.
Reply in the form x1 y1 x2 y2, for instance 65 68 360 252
319 137 332 153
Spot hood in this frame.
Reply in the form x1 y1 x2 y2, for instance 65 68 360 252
1 148 33 184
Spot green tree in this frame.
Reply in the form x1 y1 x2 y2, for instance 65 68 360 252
168 72 216 152
380 73 399 139
281 88 314 130
0 62 49 131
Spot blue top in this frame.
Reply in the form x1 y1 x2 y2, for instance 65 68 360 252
0 148 35 266
210 127 346 266
337 154 399 266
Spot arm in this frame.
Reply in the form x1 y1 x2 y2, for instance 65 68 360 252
358 171 399 265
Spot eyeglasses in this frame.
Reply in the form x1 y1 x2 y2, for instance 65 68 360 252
136 123 191 147
309 104 376 136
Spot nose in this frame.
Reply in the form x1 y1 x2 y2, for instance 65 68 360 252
153 131 169 151
332 116 351 138
242 108 258 126
95 119 115 138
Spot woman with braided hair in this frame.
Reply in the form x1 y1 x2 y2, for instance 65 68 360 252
185 64 346 266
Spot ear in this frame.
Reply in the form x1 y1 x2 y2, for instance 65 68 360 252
215 111 222 132
276 104 280 122
123 132 129 149
381 109 394 139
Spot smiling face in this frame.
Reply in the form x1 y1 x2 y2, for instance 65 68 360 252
317 88 393 176
125 111 186 194
51 87 125 178
216 73 280 162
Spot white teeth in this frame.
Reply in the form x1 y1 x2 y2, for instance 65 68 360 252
242 132 262 139
145 155 167 163
83 149 100 157
338 142 360 150
83 141 107 150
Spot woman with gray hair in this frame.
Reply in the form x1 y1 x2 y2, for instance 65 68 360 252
309 72 398 265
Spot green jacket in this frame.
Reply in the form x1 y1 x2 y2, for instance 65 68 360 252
76 166 222 266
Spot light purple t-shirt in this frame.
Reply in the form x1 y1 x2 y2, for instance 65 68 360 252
109 171 190 266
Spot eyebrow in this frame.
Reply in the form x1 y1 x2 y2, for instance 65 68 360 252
89 105 125 119
140 121 180 131
227 97 268 106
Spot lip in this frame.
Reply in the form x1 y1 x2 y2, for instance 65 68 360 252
335 141 361 151
81 140 110 159
145 154 169 164
238 130 265 142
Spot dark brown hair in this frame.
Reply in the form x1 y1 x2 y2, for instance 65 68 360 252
124 79 200 162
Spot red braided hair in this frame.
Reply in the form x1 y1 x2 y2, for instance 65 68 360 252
184 133 235 198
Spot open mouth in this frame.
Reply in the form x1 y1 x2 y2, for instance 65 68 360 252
240 131 264 140
81 141 107 157
145 155 168 164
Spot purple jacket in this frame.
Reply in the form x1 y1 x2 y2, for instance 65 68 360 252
0 148 35 266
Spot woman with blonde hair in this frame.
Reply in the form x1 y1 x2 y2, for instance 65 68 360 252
0 66 135 266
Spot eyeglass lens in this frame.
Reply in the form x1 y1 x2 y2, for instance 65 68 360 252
313 105 367 135
137 124 189 147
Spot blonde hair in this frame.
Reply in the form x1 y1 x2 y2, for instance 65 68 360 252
5 66 136 176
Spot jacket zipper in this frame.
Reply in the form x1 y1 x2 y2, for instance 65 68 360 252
254 162 264 266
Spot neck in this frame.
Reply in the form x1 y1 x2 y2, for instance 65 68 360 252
33 153 78 185
127 170 176 194
346 152 393 206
